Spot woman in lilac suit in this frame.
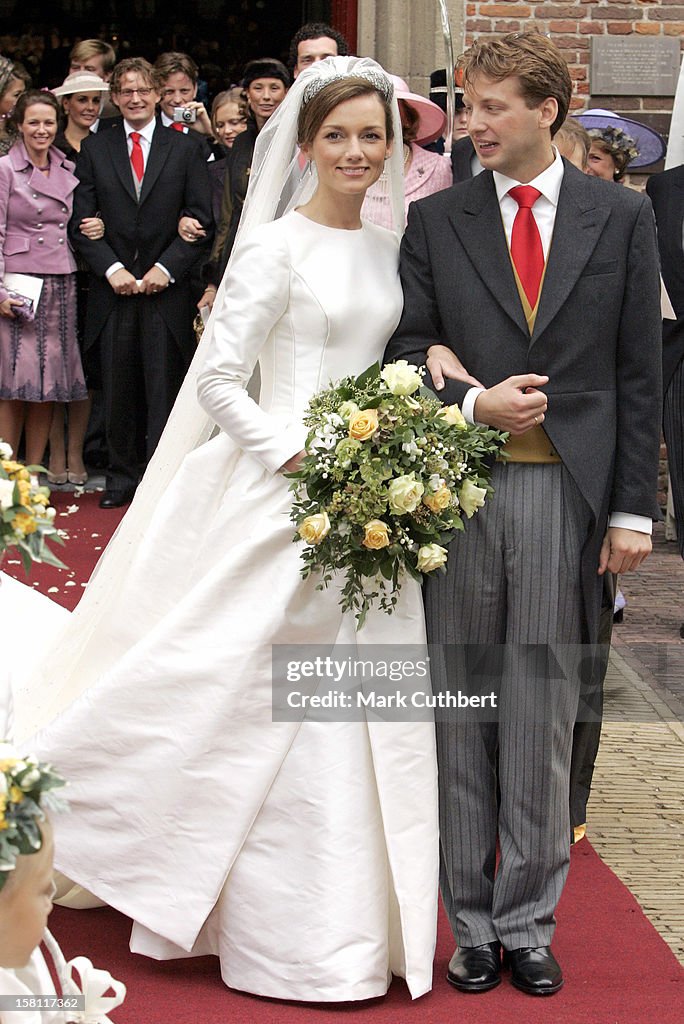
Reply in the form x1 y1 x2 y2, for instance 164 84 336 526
0 90 87 467
362 75 452 230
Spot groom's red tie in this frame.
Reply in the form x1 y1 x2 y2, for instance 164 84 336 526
508 185 544 309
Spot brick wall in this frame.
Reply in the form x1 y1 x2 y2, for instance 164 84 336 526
464 0 681 176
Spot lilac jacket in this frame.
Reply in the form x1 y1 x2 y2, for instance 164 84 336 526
0 142 78 303
362 144 453 231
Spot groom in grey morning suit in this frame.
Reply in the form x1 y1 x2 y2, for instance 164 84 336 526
385 33 661 996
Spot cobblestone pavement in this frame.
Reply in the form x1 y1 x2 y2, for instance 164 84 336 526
587 523 684 963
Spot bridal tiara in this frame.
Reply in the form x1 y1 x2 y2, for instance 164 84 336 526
302 66 394 107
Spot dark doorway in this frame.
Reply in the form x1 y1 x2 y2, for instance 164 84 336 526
0 1 336 89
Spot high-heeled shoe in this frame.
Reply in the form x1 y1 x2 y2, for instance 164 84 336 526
47 470 68 485
67 470 88 486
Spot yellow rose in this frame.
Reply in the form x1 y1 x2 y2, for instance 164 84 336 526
12 512 36 535
381 360 422 396
348 408 379 441
459 479 487 518
440 404 467 429
338 400 360 421
298 511 331 545
416 543 448 572
388 473 425 514
9 785 23 804
362 519 391 550
17 479 31 508
423 484 452 513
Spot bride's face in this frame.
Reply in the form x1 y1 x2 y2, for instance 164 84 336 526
301 93 392 199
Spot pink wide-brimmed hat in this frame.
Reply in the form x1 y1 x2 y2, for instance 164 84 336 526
390 75 446 146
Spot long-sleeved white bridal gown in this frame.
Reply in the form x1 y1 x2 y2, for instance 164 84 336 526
26 209 439 1002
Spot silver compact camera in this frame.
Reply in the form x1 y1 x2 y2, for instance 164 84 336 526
173 106 196 124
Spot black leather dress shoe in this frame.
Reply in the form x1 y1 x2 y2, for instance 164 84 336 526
447 941 501 992
99 487 136 509
503 946 563 995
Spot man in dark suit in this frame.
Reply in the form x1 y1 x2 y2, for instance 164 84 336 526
646 166 684 633
386 32 661 997
70 57 213 508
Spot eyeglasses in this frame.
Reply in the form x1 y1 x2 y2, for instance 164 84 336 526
117 88 154 99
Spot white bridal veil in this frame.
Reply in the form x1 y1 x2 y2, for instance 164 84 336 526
17 56 406 741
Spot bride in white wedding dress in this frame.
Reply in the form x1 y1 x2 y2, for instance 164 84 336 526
19 58 439 1002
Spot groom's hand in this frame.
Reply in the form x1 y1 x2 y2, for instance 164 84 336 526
598 527 652 575
474 374 549 434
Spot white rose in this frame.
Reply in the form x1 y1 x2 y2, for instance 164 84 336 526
416 543 448 572
381 360 422 396
0 478 16 511
388 473 425 514
0 441 12 460
459 479 487 518
440 404 467 429
338 400 360 421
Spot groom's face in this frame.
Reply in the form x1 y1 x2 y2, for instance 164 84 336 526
463 74 557 183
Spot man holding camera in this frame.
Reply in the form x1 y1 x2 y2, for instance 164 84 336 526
69 57 213 509
153 52 212 142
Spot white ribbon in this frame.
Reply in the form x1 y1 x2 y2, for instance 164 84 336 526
43 931 127 1024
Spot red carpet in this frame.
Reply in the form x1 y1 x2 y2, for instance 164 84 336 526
4 490 126 611
9 493 684 1022
49 845 682 1024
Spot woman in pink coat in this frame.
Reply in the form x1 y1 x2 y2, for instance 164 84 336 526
0 90 86 467
362 75 452 230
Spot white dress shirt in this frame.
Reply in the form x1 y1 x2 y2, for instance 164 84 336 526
460 148 650 534
105 118 172 284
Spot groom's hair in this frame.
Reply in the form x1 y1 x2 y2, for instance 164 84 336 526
457 31 571 137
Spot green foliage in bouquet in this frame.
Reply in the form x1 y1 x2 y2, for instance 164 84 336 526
0 742 67 890
289 361 508 627
0 441 66 574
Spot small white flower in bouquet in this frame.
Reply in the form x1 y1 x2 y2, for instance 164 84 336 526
289 361 508 627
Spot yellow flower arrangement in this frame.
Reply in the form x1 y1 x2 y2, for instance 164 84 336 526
0 441 65 572
290 362 507 626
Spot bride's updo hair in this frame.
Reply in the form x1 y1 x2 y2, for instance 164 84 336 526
297 77 394 148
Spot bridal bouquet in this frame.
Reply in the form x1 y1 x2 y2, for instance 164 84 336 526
289 361 507 626
0 441 66 573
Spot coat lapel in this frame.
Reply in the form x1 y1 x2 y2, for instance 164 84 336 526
108 124 138 203
139 123 170 205
448 171 530 338
530 164 610 345
27 148 78 202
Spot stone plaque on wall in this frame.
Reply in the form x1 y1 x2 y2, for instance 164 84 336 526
591 37 680 97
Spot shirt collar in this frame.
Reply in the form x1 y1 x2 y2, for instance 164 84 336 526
493 146 564 207
124 118 156 143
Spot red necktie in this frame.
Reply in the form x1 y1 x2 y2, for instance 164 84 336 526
130 131 144 182
508 185 544 308
171 122 184 132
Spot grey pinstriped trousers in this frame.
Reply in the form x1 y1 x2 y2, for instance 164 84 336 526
425 462 590 949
